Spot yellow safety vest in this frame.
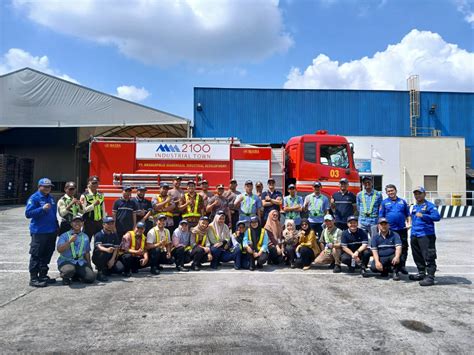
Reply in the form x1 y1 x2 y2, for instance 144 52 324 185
247 228 265 252
183 193 201 218
84 192 104 221
195 233 207 247
153 195 173 218
153 227 170 244
130 231 146 251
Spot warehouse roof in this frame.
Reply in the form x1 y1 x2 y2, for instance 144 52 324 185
0 68 189 136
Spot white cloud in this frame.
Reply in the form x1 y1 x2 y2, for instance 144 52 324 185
455 0 474 26
116 85 150 102
284 29 474 92
13 0 293 66
0 48 78 83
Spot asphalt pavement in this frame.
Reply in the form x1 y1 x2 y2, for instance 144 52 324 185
0 205 472 353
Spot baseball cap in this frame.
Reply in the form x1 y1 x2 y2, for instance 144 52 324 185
230 178 237 184
122 185 132 191
216 210 225 215
288 184 296 189
313 181 322 187
179 219 189 225
324 214 334 221
187 180 196 185
136 221 146 229
245 180 253 185
157 214 167 220
103 216 114 224
267 178 276 184
199 216 209 221
72 214 83 221
88 176 99 183
255 181 263 186
250 216 259 223
174 176 182 181
217 184 225 189
413 186 426 193
161 182 170 189
236 220 246 227
38 178 54 187
361 175 373 182
201 180 209 185
347 215 358 223
339 178 349 184
65 181 76 189
378 217 389 224
137 185 147 191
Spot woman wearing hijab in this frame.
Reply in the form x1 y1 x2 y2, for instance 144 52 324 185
282 219 299 268
171 219 192 272
190 216 212 271
264 210 284 265
208 211 241 269
243 216 269 270
295 218 321 270
231 220 250 269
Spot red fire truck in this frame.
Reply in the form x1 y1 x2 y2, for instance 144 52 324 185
89 131 360 213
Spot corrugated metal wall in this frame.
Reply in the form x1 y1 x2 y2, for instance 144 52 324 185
193 88 473 166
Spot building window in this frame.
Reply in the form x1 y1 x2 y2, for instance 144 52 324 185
320 144 349 168
304 142 316 163
424 175 438 192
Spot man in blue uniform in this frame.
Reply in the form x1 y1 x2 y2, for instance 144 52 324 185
356 176 383 238
340 215 371 277
379 184 410 274
409 186 441 286
331 178 356 231
370 217 402 280
133 186 153 234
113 185 138 239
261 178 283 222
25 178 59 287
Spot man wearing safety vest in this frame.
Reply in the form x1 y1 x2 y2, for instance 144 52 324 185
57 181 84 236
199 180 214 217
356 176 383 238
303 181 330 237
235 180 263 225
189 216 212 271
206 184 232 226
231 220 250 269
146 215 172 275
283 183 303 228
119 222 149 277
243 216 270 271
80 176 105 241
56 214 96 285
152 183 175 231
179 180 205 228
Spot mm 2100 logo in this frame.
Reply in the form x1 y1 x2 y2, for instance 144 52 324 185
156 144 180 152
156 143 211 153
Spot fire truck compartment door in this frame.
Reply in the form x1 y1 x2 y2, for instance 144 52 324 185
233 160 270 189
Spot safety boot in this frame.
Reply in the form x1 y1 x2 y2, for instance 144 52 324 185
419 276 435 286
409 273 425 281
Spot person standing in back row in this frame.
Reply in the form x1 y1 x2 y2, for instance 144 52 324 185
80 176 105 241
261 178 283 222
331 178 356 231
25 178 59 287
57 181 84 236
304 182 329 237
112 185 138 239
357 176 382 238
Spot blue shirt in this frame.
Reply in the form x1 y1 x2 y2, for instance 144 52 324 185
239 193 262 221
304 193 330 223
332 191 356 224
113 198 138 233
25 191 58 234
341 228 368 253
261 190 283 221
283 194 304 225
57 231 91 266
410 201 440 237
371 231 402 258
357 189 383 226
379 197 410 231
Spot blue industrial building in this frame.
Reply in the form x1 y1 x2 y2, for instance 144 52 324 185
193 88 473 168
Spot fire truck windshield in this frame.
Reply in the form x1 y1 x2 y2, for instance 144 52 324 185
320 144 349 168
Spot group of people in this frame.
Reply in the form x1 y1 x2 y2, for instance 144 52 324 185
25 174 440 288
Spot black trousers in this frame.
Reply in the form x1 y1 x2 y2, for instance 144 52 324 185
190 246 208 266
411 235 437 277
268 246 283 265
295 246 315 268
92 250 124 273
284 245 297 265
172 246 192 267
393 229 409 267
310 222 323 238
29 233 57 277
341 249 371 268
231 211 240 232
149 249 170 267
370 254 400 274
119 254 148 272
84 219 103 241
250 251 268 268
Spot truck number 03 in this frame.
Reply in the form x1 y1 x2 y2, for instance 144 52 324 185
329 169 340 178
181 144 211 153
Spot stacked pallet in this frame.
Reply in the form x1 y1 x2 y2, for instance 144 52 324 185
0 155 18 205
17 158 35 204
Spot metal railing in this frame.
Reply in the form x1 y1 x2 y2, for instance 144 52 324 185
402 191 474 206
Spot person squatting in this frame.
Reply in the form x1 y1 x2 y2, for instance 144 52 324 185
26 176 440 287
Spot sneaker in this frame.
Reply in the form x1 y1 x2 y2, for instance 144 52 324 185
328 262 335 270
29 279 47 288
303 265 311 271
191 265 200 271
419 276 434 286
333 265 342 273
361 268 369 278
176 266 188 272
150 267 160 275
380 271 389 277
392 272 400 281
96 272 109 282
123 271 132 278
400 266 408 275
249 266 255 271
347 266 355 273
62 278 71 286
409 273 426 281
290 263 296 269
39 275 57 284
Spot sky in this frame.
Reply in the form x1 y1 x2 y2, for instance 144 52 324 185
1 0 473 121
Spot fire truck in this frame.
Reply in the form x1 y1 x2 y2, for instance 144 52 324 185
89 131 360 213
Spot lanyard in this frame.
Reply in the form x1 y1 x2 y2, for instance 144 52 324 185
68 232 85 260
